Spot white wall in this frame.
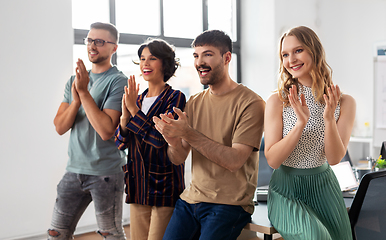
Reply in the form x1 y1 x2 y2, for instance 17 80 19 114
0 1 73 239
240 0 276 102
1 0 386 239
318 0 386 140
0 1 133 239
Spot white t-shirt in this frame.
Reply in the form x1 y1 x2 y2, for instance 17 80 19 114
141 95 158 115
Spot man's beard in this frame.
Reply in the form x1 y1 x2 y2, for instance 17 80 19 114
89 54 108 64
198 63 223 86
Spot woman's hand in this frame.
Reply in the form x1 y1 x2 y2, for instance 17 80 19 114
119 75 139 135
289 85 310 127
323 84 340 122
124 75 140 116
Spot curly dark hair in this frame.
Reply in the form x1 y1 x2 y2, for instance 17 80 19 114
136 38 179 82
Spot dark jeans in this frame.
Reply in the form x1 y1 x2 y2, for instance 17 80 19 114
162 199 251 240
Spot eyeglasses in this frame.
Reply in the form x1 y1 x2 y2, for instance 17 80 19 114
84 38 116 47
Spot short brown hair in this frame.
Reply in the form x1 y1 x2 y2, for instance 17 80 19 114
90 22 119 43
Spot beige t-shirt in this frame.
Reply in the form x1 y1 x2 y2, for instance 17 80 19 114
180 84 265 214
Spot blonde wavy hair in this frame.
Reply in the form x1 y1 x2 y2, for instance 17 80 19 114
277 26 333 106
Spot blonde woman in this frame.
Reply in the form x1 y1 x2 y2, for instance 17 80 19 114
265 26 356 240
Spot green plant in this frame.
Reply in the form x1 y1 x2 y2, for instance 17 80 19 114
376 156 386 169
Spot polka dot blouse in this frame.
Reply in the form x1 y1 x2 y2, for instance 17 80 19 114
282 85 340 169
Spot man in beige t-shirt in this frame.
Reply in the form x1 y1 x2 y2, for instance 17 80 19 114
153 30 265 240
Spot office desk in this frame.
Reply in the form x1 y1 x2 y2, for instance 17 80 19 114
238 197 354 240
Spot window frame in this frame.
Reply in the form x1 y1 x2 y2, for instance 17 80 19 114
73 0 242 82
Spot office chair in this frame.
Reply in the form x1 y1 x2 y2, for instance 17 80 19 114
381 141 386 159
348 170 386 240
257 137 273 187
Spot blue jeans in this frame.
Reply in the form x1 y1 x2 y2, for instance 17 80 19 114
162 199 251 240
48 171 126 240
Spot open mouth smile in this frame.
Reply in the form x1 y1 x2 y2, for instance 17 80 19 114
291 64 304 71
142 69 153 75
197 67 211 76
89 51 99 57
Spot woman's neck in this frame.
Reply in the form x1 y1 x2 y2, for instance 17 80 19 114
147 82 166 97
298 78 312 88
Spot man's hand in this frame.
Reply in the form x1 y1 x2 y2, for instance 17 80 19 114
119 92 131 129
153 110 191 165
71 80 81 105
153 112 182 147
153 107 189 140
75 58 90 94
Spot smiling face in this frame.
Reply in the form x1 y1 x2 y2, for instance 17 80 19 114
281 35 313 85
193 45 228 86
86 28 117 65
139 47 164 83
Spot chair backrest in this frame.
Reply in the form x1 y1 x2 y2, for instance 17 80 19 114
348 170 386 240
381 141 386 159
257 137 274 187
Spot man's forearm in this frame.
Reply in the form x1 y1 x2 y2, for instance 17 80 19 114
182 127 251 172
54 102 80 135
79 91 118 140
167 141 190 165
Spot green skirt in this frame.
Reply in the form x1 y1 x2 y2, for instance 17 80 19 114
267 162 352 240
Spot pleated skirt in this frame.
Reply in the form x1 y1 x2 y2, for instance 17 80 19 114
267 162 352 240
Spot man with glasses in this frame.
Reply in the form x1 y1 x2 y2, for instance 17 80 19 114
48 22 127 240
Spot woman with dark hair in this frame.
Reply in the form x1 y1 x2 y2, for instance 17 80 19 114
115 38 186 240
264 26 356 239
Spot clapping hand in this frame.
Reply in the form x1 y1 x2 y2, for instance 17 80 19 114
75 58 90 93
124 75 140 116
323 84 340 122
71 80 80 104
120 75 139 127
289 85 310 126
153 107 188 147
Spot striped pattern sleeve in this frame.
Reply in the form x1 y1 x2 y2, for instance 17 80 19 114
114 124 130 150
125 90 186 149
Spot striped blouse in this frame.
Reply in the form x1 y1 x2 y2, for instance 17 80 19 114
115 84 186 207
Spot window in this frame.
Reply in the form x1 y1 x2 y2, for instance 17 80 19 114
115 0 160 35
72 0 110 29
163 0 203 39
208 0 237 41
72 0 241 98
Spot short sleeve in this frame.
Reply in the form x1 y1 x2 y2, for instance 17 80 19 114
233 97 265 151
62 76 75 104
103 74 128 112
